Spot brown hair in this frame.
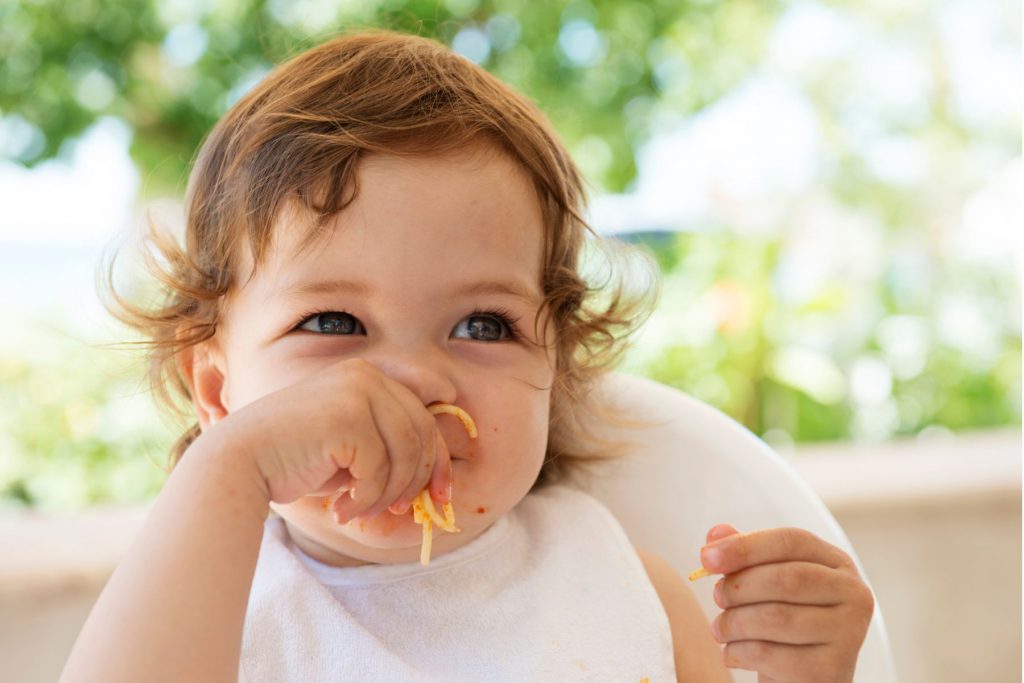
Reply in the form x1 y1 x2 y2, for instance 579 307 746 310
101 30 658 489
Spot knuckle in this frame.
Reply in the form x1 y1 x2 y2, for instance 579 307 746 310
346 357 376 373
854 582 875 617
341 358 374 382
838 570 873 611
834 547 856 569
332 391 363 420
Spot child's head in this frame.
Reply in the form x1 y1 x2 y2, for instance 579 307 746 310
105 31 655 548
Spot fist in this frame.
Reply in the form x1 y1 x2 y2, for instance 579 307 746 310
209 358 452 522
701 524 875 683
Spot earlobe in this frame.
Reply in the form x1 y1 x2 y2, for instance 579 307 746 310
181 343 230 431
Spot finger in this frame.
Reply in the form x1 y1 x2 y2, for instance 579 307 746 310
335 389 420 521
360 390 433 520
366 416 424 519
707 524 741 544
366 378 430 511
394 428 435 508
332 420 389 523
378 380 439 510
310 469 354 498
714 562 854 608
712 602 837 645
702 527 853 575
428 430 453 504
723 641 836 681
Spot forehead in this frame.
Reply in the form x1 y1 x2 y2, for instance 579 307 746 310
234 146 547 302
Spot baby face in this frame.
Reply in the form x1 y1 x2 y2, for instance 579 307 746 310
211 145 555 566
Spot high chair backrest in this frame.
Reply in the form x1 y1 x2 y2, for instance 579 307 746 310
582 372 898 683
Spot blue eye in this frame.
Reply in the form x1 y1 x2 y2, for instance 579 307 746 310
452 310 519 342
291 308 519 341
296 311 365 335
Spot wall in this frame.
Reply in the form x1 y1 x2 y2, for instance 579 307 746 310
793 429 1021 683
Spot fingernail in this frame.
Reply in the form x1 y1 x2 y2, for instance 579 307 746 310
702 546 723 571
446 462 454 500
713 580 724 608
710 615 722 642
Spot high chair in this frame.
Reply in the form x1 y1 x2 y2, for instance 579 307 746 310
584 371 898 683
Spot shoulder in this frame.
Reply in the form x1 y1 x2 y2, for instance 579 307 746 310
635 549 733 683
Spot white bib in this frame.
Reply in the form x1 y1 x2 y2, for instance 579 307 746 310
240 485 676 682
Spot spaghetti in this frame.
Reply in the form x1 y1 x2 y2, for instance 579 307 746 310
688 567 712 581
415 402 477 565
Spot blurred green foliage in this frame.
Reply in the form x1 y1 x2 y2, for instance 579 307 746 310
0 0 1019 510
0 0 780 194
617 230 1021 450
0 321 174 511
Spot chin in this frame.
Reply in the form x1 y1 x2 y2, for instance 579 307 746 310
331 507 484 564
337 511 424 550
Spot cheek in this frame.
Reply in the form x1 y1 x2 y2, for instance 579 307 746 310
478 387 551 478
223 352 324 412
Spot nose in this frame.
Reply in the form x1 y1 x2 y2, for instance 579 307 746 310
363 347 458 408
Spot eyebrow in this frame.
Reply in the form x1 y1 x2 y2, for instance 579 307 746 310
274 278 542 304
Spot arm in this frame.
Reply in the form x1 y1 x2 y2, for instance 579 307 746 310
61 429 270 683
61 357 447 682
636 549 733 683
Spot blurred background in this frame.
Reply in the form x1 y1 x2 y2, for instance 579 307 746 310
0 0 1019 681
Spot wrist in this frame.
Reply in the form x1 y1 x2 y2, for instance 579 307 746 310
183 422 272 519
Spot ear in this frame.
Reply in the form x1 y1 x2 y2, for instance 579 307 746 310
179 341 230 432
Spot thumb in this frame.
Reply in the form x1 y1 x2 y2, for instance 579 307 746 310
706 523 741 544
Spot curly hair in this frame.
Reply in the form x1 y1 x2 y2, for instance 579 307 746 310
100 30 659 489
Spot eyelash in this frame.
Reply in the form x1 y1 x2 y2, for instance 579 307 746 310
290 307 521 341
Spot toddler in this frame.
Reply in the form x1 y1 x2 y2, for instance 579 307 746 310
63 31 873 682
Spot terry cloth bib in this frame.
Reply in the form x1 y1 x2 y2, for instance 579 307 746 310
240 485 676 682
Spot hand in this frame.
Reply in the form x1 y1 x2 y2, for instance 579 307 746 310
701 524 875 683
207 358 451 522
